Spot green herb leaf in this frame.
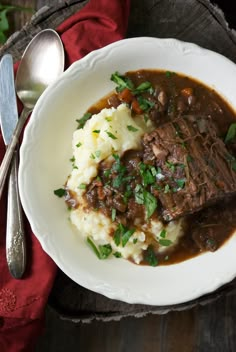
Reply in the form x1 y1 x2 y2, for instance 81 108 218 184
113 251 122 258
122 228 135 247
134 81 152 93
159 229 166 238
225 123 236 143
113 223 135 247
127 125 139 132
165 71 175 78
110 71 134 92
99 244 112 259
54 188 66 197
175 178 186 189
76 142 82 147
87 237 101 258
78 183 86 189
87 237 112 259
135 190 144 204
165 161 175 173
106 131 117 139
104 169 111 178
95 150 101 158
93 129 100 134
112 174 124 188
159 239 173 247
76 112 92 129
145 246 158 266
137 96 155 111
139 162 155 186
143 190 157 218
164 184 170 193
111 208 116 221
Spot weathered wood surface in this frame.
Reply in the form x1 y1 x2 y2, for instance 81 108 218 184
3 0 236 350
43 0 236 321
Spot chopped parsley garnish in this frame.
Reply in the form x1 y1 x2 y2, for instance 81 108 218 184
99 243 113 259
106 131 117 139
113 251 122 258
139 162 156 186
145 246 158 266
78 183 86 189
95 150 101 158
165 71 175 78
114 223 135 247
93 129 100 134
143 190 157 218
127 125 139 132
159 239 173 247
76 112 92 129
137 96 155 111
104 169 111 178
76 142 82 148
164 184 170 193
87 237 112 259
110 71 134 92
111 208 116 221
134 81 152 93
159 229 166 238
225 123 236 143
112 174 124 188
165 161 175 173
134 185 157 218
54 188 66 197
175 178 186 189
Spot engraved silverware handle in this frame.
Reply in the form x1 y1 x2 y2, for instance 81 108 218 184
6 148 26 279
0 106 31 199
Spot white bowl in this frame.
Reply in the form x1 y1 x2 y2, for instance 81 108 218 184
19 37 236 306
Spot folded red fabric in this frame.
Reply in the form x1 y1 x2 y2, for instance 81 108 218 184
0 0 130 350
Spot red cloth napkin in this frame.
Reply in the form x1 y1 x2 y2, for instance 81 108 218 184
0 0 130 350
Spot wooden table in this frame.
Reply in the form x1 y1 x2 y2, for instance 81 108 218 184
3 0 236 351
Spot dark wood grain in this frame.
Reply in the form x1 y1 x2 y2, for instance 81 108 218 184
2 0 236 351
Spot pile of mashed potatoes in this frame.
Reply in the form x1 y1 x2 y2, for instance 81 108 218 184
66 104 183 264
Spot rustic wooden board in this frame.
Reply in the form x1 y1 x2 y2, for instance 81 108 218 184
2 0 236 324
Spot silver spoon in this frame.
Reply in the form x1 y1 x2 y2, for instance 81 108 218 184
0 29 64 277
0 29 64 198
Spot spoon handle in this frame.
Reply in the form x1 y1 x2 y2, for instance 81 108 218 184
6 148 26 279
0 107 31 199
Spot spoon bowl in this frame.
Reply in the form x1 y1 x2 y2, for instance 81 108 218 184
16 29 64 109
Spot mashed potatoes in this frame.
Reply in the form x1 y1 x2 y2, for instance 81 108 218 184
66 104 184 264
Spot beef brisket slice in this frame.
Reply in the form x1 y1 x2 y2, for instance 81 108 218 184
142 115 236 221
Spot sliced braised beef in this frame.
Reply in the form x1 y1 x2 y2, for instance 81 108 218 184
142 115 236 221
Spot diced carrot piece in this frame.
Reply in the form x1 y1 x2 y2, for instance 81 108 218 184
118 88 134 103
97 187 105 200
181 87 193 97
131 98 143 114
